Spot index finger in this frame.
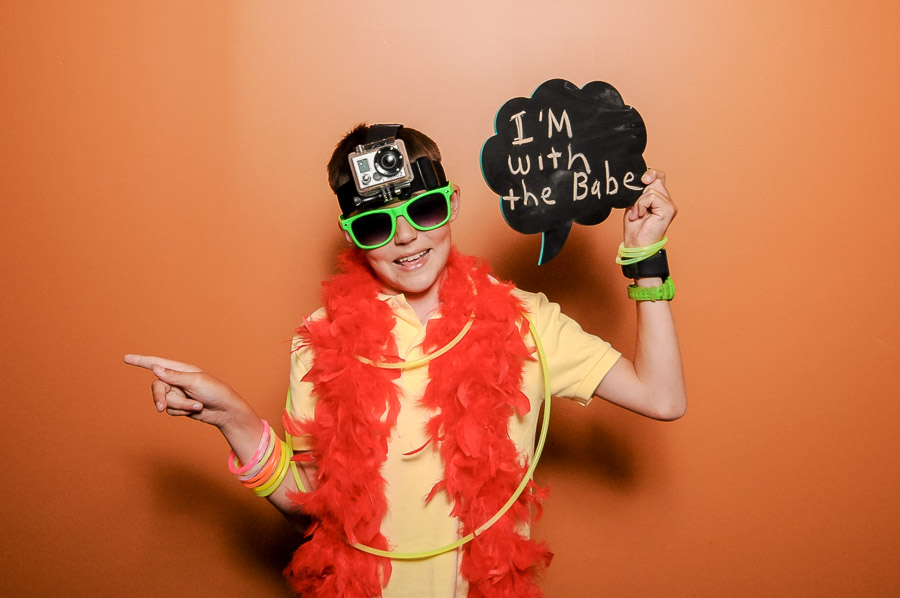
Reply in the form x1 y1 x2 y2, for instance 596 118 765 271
123 354 203 373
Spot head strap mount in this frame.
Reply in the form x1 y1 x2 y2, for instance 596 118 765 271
337 122 447 216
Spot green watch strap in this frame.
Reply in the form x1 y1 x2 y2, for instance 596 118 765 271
627 276 675 301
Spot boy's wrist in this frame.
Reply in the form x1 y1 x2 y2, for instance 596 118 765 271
218 402 260 438
633 276 664 288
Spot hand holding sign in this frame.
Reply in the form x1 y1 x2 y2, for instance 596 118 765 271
481 79 647 264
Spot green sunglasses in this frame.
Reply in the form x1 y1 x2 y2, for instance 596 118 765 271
339 183 454 250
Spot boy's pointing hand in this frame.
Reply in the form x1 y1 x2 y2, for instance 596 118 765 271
124 354 245 430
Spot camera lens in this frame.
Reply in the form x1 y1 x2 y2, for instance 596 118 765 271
374 147 403 176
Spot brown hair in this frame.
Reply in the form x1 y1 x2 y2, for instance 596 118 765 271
326 123 442 192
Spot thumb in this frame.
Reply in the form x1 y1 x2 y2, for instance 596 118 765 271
152 365 199 390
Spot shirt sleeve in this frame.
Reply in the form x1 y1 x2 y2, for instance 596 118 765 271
287 308 324 451
517 289 621 405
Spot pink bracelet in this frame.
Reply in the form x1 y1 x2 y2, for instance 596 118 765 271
237 432 277 482
227 420 271 475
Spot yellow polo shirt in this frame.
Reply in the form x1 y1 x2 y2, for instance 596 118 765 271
289 288 620 598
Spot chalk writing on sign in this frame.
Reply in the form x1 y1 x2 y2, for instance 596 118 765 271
481 79 647 265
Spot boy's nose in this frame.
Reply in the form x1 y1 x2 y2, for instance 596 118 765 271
393 216 418 244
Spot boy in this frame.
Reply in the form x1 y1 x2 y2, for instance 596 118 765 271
125 123 685 598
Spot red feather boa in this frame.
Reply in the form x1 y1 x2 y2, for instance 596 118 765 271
283 248 552 597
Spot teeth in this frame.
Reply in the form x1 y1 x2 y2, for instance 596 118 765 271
397 250 427 264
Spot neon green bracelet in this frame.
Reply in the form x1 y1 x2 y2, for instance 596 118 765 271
616 237 668 265
627 276 675 301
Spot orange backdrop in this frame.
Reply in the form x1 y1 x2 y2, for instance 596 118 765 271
2 1 899 596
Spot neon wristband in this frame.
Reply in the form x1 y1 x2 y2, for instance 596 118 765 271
616 237 668 265
242 439 283 488
252 442 291 497
627 276 675 301
236 431 278 481
228 420 271 475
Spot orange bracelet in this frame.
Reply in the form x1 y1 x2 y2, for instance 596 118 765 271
242 439 283 488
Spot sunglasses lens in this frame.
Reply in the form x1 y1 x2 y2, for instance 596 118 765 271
350 212 393 248
406 192 449 229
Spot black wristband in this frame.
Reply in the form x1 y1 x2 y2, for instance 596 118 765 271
621 248 670 279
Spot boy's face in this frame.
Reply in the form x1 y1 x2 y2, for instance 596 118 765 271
346 189 460 300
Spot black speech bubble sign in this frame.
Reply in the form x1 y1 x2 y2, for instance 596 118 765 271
481 79 647 264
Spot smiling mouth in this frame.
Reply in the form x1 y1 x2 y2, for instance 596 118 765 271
395 249 430 265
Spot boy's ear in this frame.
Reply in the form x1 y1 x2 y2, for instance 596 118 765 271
449 185 461 222
340 227 355 246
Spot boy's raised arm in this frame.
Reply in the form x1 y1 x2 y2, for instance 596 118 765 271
592 170 687 421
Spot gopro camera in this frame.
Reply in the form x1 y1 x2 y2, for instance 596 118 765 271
348 137 413 199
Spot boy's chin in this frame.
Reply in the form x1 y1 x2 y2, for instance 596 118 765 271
389 270 441 295
385 260 447 296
